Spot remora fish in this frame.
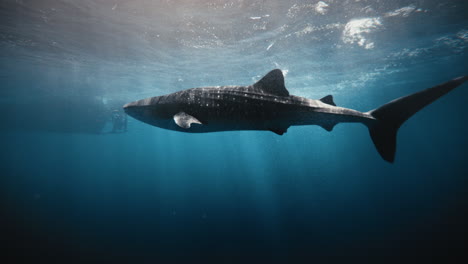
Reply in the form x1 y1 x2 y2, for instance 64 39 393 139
124 69 467 162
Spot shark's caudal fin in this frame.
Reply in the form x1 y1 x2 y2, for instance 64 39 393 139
368 76 468 163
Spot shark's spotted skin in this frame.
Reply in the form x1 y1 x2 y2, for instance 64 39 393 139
124 69 467 163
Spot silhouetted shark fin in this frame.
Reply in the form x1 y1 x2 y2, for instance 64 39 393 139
320 95 336 106
173 112 202 129
253 69 289 96
320 123 335 132
269 126 288 135
368 75 468 163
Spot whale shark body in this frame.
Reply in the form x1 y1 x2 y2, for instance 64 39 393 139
124 69 467 162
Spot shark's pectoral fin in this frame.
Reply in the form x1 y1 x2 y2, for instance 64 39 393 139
320 95 336 106
269 126 289 135
173 112 202 129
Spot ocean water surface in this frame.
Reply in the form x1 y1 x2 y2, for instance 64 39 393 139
1 0 467 263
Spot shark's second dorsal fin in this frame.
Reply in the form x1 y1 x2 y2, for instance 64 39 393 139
253 69 289 97
320 95 336 106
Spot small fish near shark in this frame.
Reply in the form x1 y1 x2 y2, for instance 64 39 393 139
124 69 467 163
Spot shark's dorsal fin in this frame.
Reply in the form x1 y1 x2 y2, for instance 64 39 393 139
173 112 202 129
253 69 289 97
320 95 336 106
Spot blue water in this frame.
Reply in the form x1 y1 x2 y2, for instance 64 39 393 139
1 0 468 262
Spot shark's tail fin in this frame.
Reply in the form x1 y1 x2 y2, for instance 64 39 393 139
368 76 468 163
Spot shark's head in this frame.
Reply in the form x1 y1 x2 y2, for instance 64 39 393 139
123 96 173 128
123 100 147 121
124 91 205 132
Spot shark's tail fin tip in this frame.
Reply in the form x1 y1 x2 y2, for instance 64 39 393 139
368 76 468 163
369 124 397 163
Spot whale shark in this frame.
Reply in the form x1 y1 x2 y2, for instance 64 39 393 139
123 69 467 162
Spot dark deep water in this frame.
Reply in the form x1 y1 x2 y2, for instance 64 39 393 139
1 0 468 263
